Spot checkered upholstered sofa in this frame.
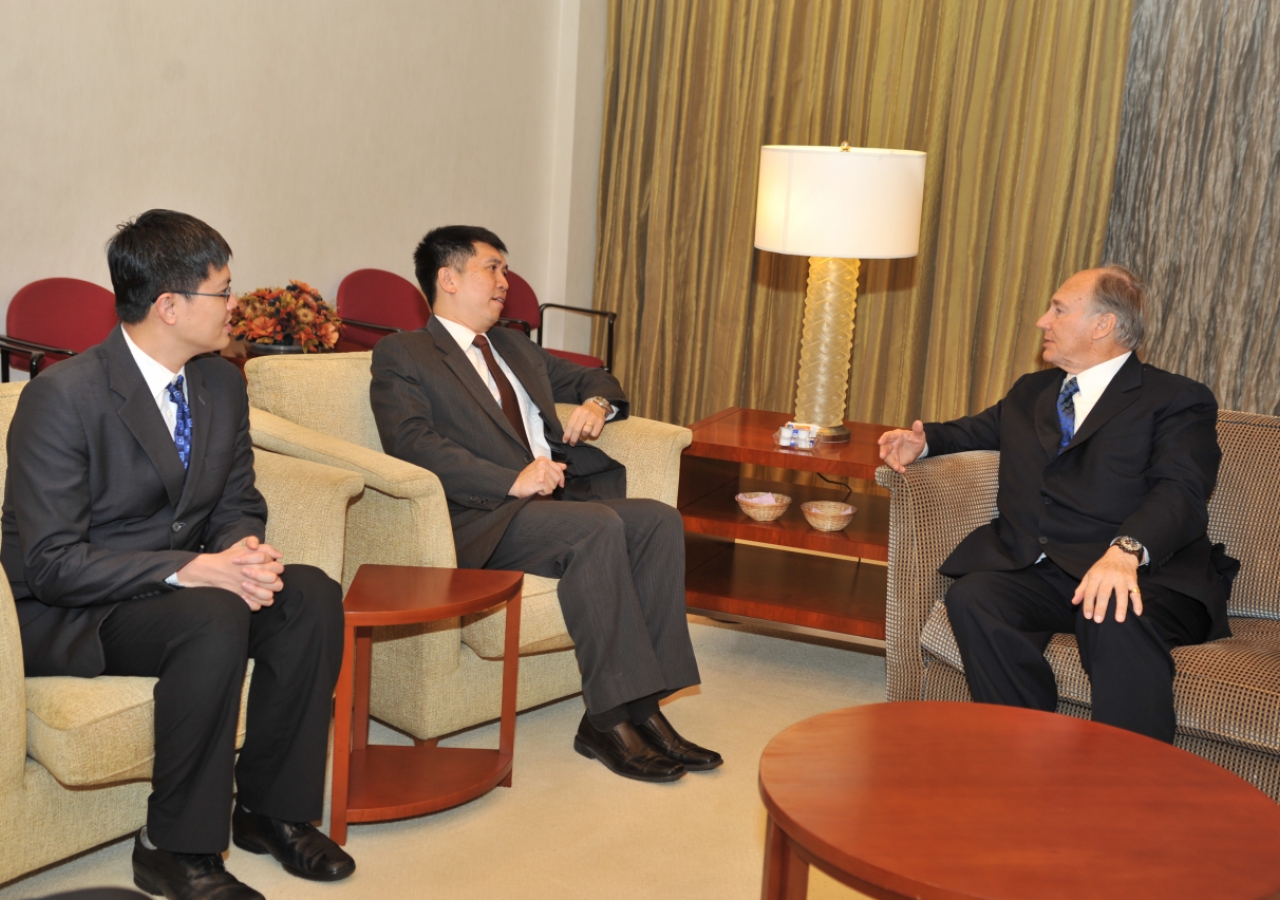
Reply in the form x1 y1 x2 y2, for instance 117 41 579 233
877 409 1280 800
0 380 365 884
243 351 692 743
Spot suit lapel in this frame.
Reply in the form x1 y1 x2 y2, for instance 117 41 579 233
105 327 186 508
1035 373 1066 462
174 362 212 515
1065 353 1143 451
427 318 529 450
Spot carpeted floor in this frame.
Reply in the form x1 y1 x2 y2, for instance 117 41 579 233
1 617 884 899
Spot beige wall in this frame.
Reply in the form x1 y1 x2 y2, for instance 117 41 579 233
0 0 605 352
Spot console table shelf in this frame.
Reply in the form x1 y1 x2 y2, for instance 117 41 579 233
679 408 893 645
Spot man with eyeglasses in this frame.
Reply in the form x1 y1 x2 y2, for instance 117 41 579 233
1 210 354 899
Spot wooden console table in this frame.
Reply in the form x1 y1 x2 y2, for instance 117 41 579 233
679 408 892 646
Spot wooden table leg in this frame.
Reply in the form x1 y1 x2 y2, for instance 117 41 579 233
762 817 809 900
497 593 521 788
330 624 356 845
353 627 372 752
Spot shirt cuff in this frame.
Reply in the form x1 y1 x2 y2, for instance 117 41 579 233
165 572 183 587
918 442 929 460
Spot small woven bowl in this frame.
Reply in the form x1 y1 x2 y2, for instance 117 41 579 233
736 492 792 522
801 501 855 531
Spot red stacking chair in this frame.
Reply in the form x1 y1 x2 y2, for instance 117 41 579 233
500 271 615 371
1 278 119 381
335 269 430 350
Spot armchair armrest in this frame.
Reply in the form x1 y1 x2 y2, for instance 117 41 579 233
875 451 1000 701
537 305 616 371
556 403 691 505
249 408 457 580
252 449 364 583
0 336 78 382
0 579 25 791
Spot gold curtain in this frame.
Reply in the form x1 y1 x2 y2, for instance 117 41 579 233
595 0 1132 427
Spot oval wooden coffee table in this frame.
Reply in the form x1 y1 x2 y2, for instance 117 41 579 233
330 565 523 844
759 702 1280 900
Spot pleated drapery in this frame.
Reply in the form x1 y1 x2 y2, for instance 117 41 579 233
1102 0 1280 416
595 0 1132 427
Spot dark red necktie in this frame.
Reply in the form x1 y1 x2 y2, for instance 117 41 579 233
472 334 531 451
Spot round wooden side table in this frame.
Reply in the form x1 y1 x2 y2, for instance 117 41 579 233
330 564 523 845
759 702 1280 900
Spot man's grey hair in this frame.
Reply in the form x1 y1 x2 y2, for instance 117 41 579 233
1091 264 1146 350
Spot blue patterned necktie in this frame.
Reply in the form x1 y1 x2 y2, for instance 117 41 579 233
166 375 192 470
1057 375 1079 454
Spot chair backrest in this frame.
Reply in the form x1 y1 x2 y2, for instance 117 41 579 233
6 278 118 371
335 269 429 349
503 271 542 331
245 353 383 452
1208 410 1280 619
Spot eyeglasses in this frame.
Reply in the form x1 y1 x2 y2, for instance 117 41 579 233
182 288 234 300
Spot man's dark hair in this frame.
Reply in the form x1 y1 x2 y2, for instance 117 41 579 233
107 210 233 324
413 225 507 306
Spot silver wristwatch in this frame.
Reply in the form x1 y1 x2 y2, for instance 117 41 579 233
1112 536 1145 560
587 396 612 413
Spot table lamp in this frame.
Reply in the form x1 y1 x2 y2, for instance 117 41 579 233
754 143 926 442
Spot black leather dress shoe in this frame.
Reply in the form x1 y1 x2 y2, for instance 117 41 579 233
132 832 264 900
231 804 355 882
636 711 723 770
573 713 686 782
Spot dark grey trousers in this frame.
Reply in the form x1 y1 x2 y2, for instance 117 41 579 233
99 565 343 854
944 558 1211 742
486 497 700 714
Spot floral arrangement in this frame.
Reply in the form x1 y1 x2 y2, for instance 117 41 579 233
230 281 342 352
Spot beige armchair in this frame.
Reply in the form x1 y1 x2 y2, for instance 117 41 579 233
0 381 363 884
244 351 692 742
877 410 1280 800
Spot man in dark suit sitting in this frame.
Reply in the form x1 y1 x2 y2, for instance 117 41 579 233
878 266 1234 742
370 225 719 783
2 210 354 900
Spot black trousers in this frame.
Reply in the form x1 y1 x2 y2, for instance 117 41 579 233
486 497 700 716
944 558 1211 743
98 564 343 854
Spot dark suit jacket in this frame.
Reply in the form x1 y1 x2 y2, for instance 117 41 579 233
924 353 1232 640
370 317 629 568
2 326 266 677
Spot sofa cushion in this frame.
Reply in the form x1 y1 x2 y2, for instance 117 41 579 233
26 667 253 787
461 574 574 659
920 600 1280 754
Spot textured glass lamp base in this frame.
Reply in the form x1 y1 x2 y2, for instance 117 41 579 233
794 257 860 442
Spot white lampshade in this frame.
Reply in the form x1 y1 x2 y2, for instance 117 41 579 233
754 145 926 259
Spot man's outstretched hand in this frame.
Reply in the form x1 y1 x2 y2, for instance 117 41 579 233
877 420 927 474
176 535 284 611
1072 545 1143 623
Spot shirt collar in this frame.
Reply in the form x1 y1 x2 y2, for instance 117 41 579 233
121 326 186 397
1070 350 1131 401
435 315 482 353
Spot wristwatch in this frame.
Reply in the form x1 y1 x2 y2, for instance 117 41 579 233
1112 536 1145 561
587 396 612 414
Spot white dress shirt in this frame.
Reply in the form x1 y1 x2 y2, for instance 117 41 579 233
435 317 557 461
121 327 190 585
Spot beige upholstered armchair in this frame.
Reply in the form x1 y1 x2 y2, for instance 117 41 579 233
244 352 691 743
0 381 364 884
877 410 1280 801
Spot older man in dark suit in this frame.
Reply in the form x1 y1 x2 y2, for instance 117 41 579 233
370 225 719 783
878 266 1234 742
2 211 354 900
